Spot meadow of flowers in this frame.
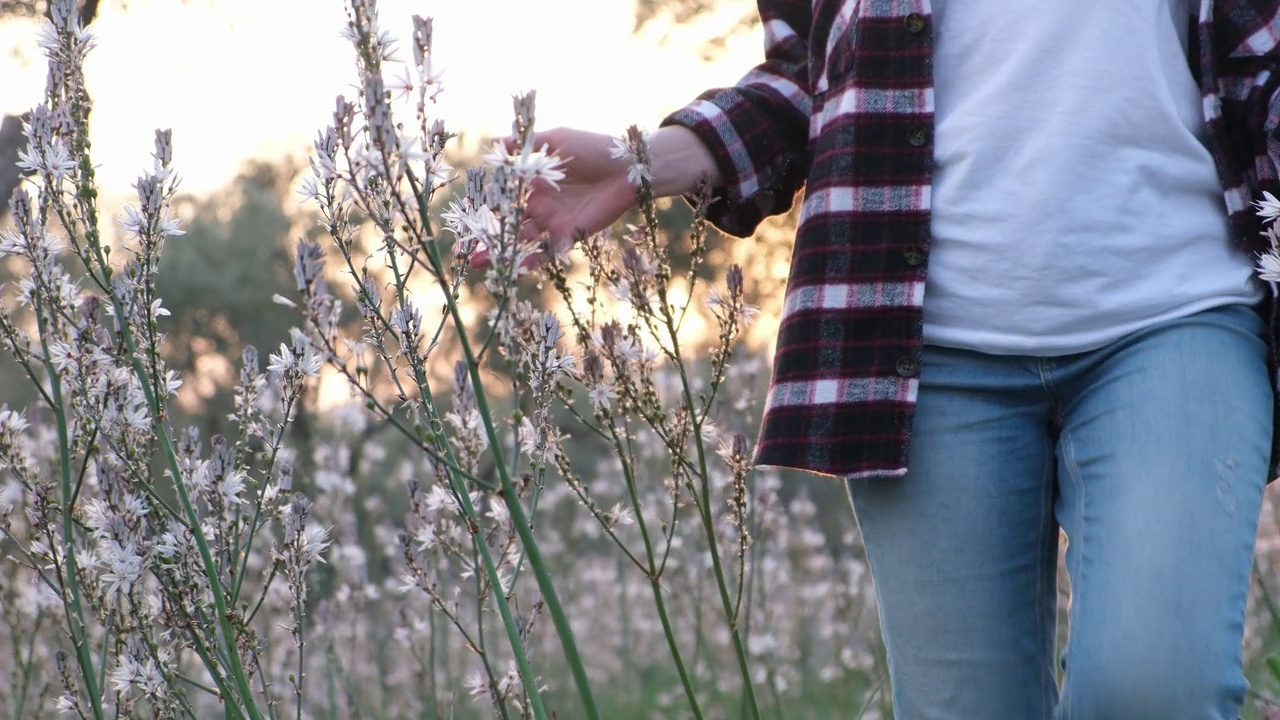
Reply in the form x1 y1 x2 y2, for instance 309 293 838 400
9 0 1280 718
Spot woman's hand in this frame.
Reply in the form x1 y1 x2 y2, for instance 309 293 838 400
472 125 722 268
520 127 638 248
471 128 634 268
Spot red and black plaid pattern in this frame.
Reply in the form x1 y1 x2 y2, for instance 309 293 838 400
664 0 1280 480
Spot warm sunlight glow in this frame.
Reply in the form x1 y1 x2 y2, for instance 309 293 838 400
0 0 762 202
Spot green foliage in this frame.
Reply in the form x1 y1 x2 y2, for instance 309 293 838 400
158 161 298 418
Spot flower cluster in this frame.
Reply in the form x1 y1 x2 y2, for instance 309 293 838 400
0 1 335 717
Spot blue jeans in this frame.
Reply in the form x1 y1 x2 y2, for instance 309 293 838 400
846 302 1273 720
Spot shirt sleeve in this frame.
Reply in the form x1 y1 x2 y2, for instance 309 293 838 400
659 0 813 238
1214 1 1280 193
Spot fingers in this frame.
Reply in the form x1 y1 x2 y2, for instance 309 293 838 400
488 128 565 156
466 245 553 271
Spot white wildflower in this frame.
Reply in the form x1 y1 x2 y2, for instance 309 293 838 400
118 206 145 237
268 341 323 379
608 134 631 161
81 498 112 539
301 523 332 564
465 671 489 699
297 175 322 202
121 401 150 432
217 470 247 509
425 154 453 186
441 199 500 244
162 369 183 395
45 341 76 373
1256 191 1280 223
626 162 653 187
588 382 615 411
512 145 565 189
34 19 60 52
1259 252 1280 283
99 540 144 601
606 502 634 526
424 484 455 514
109 655 165 696
388 64 415 101
413 522 438 551
0 230 22 256
19 140 77 181
156 209 185 237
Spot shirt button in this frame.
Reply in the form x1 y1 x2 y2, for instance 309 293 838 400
896 356 920 378
905 12 926 33
908 126 929 147
903 244 926 267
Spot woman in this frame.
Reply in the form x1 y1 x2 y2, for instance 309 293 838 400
517 1 1280 717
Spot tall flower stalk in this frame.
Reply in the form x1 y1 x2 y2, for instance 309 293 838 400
0 2 332 717
286 1 772 715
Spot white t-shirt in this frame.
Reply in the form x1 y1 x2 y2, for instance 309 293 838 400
922 0 1265 355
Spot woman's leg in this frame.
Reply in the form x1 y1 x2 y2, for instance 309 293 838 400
1051 303 1271 720
847 344 1060 720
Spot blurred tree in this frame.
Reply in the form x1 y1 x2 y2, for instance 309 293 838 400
158 160 299 427
0 0 96 18
633 0 758 62
0 115 25 221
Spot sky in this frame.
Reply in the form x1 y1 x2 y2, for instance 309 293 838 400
0 0 762 201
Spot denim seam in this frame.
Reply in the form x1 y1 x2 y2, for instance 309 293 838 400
1038 359 1076 720
1036 431 1056 717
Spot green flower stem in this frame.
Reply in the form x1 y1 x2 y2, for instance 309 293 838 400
677 354 761 720
609 421 704 720
57 74 260 716
370 229 549 720
38 302 104 720
637 178 762 719
97 277 264 720
230 384 303 606
9 609 45 720
368 175 554 719
420 239 599 720
471 543 515 720
438 460 550 720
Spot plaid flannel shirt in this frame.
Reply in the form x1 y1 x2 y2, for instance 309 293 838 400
662 0 1280 480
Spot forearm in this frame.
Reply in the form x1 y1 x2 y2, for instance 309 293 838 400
647 125 724 199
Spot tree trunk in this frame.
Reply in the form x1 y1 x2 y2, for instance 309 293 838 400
0 114 26 219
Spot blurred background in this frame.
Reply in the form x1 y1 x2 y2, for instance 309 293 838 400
0 0 761 201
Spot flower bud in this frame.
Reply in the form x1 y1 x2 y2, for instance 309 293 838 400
153 128 173 168
727 264 744 299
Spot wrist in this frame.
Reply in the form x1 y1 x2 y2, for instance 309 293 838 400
646 125 723 198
